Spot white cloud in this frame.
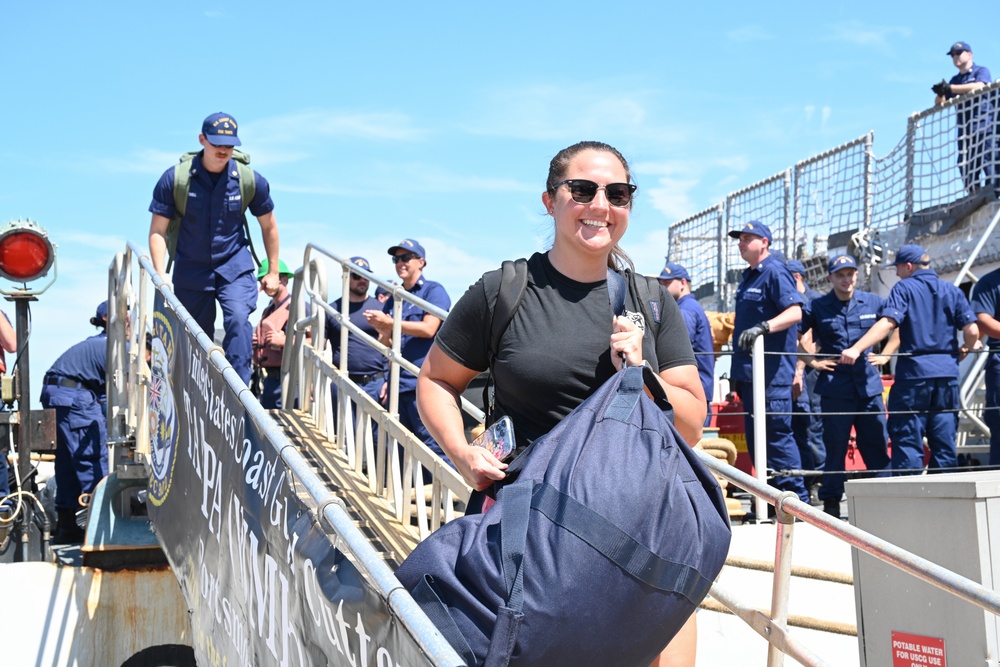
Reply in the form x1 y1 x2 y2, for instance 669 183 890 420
246 109 429 145
94 149 180 175
825 21 911 51
462 83 685 145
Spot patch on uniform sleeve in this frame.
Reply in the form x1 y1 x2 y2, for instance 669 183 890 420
649 300 661 323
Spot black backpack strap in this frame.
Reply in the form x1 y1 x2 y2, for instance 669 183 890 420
482 258 529 423
627 270 662 337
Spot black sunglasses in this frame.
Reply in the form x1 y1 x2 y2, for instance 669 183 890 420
552 179 636 208
392 252 420 264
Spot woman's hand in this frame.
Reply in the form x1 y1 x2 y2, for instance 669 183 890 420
610 315 644 370
456 443 508 491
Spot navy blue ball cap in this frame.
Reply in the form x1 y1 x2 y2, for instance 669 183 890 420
728 220 773 244
786 260 807 275
947 41 972 55
387 238 426 259
91 300 108 326
658 262 690 282
202 112 241 147
349 256 371 272
828 254 858 274
893 244 928 265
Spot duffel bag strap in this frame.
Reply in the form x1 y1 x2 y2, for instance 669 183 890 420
531 482 714 605
411 575 478 666
499 481 532 610
481 481 534 667
604 365 645 422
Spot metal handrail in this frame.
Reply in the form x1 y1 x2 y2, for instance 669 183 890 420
116 240 465 666
282 243 474 537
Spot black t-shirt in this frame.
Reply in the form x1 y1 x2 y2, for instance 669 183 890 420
436 252 695 448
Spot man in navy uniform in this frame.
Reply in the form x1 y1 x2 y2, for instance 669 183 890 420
970 266 1000 465
840 245 981 474
730 221 809 504
659 262 715 422
932 41 994 195
364 240 452 467
40 302 109 543
326 257 386 409
148 112 281 385
801 255 892 517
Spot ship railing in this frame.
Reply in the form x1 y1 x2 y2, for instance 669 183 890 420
670 81 1000 312
284 243 473 540
109 240 465 666
698 446 1000 667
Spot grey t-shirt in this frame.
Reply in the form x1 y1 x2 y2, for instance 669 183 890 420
436 252 695 448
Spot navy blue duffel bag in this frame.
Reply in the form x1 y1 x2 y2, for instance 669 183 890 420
396 364 732 667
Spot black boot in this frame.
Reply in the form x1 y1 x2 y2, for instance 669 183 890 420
54 508 84 544
823 498 842 520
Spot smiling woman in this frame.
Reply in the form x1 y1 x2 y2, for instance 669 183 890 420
414 140 707 666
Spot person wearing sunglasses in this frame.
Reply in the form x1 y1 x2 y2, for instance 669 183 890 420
415 141 705 666
148 112 281 387
364 239 453 467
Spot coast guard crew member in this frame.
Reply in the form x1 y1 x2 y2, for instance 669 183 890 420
932 41 994 195
326 257 386 408
40 301 109 543
800 255 891 518
729 221 810 504
148 112 281 385
969 266 1000 465
364 239 452 467
659 262 715 422
252 258 294 409
840 244 981 474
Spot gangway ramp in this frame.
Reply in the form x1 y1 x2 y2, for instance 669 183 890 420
271 407 425 568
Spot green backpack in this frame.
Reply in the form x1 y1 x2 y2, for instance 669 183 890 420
166 149 260 271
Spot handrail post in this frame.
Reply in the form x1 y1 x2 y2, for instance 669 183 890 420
752 334 768 522
768 492 798 666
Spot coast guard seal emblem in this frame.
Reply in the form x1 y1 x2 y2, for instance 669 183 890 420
148 310 179 505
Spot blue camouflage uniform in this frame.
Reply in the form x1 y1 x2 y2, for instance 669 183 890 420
40 328 108 512
882 266 977 473
732 251 809 503
802 286 891 501
149 150 275 386
969 267 1000 464
384 275 452 464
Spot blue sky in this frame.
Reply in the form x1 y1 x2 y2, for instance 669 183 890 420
2 2 995 406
